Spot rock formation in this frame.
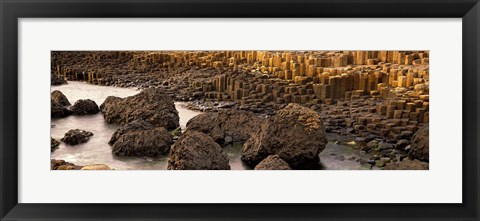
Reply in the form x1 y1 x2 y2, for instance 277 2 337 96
168 131 230 170
51 137 60 152
407 124 429 162
186 109 264 144
101 88 179 130
254 155 292 170
51 74 67 85
112 127 172 157
384 159 429 170
51 90 71 106
69 99 100 115
242 103 327 169
108 120 155 145
81 164 112 170
51 99 72 118
61 129 93 145
51 159 112 170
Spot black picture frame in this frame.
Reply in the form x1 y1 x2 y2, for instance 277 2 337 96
1 0 479 220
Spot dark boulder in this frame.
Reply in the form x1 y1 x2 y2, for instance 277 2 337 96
69 99 100 115
101 88 179 130
168 131 230 170
51 99 72 118
81 164 112 170
51 90 71 106
100 96 121 113
254 155 292 170
109 120 155 145
51 137 60 152
51 159 83 170
408 124 429 162
112 127 172 157
51 74 67 86
186 109 264 144
242 103 327 169
61 129 93 145
384 159 429 170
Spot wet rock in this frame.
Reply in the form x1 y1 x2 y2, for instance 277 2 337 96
375 158 389 167
51 137 60 152
51 74 67 85
168 131 230 170
51 159 82 170
81 164 112 170
101 88 180 130
61 129 93 145
384 159 429 170
108 120 155 145
362 140 379 152
51 90 71 106
186 109 264 144
112 127 172 157
408 124 429 162
254 155 291 170
69 99 100 115
100 96 121 113
395 139 410 150
242 103 327 169
377 142 394 150
51 99 72 118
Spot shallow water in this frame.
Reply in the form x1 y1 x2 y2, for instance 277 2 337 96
51 81 203 170
51 81 372 170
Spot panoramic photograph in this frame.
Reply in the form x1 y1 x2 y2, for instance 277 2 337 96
50 51 429 170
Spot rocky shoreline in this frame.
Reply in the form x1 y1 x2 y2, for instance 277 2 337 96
51 51 430 170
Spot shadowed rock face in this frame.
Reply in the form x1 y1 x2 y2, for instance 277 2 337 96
108 120 156 145
51 137 60 152
51 99 72 118
101 88 179 130
254 155 291 170
408 124 429 162
168 131 230 170
186 109 264 144
51 90 71 106
61 129 93 145
51 74 67 86
384 159 429 170
51 159 112 170
80 164 112 170
242 103 327 169
112 127 172 157
69 99 100 115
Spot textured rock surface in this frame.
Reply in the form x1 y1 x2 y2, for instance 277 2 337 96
69 99 100 115
51 74 67 86
81 164 112 170
51 99 72 118
254 155 291 170
112 127 172 157
61 129 93 145
408 124 429 162
242 103 327 169
109 120 155 145
384 159 429 170
168 131 230 170
101 88 179 130
51 90 71 106
51 137 60 152
50 159 83 170
186 109 264 144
